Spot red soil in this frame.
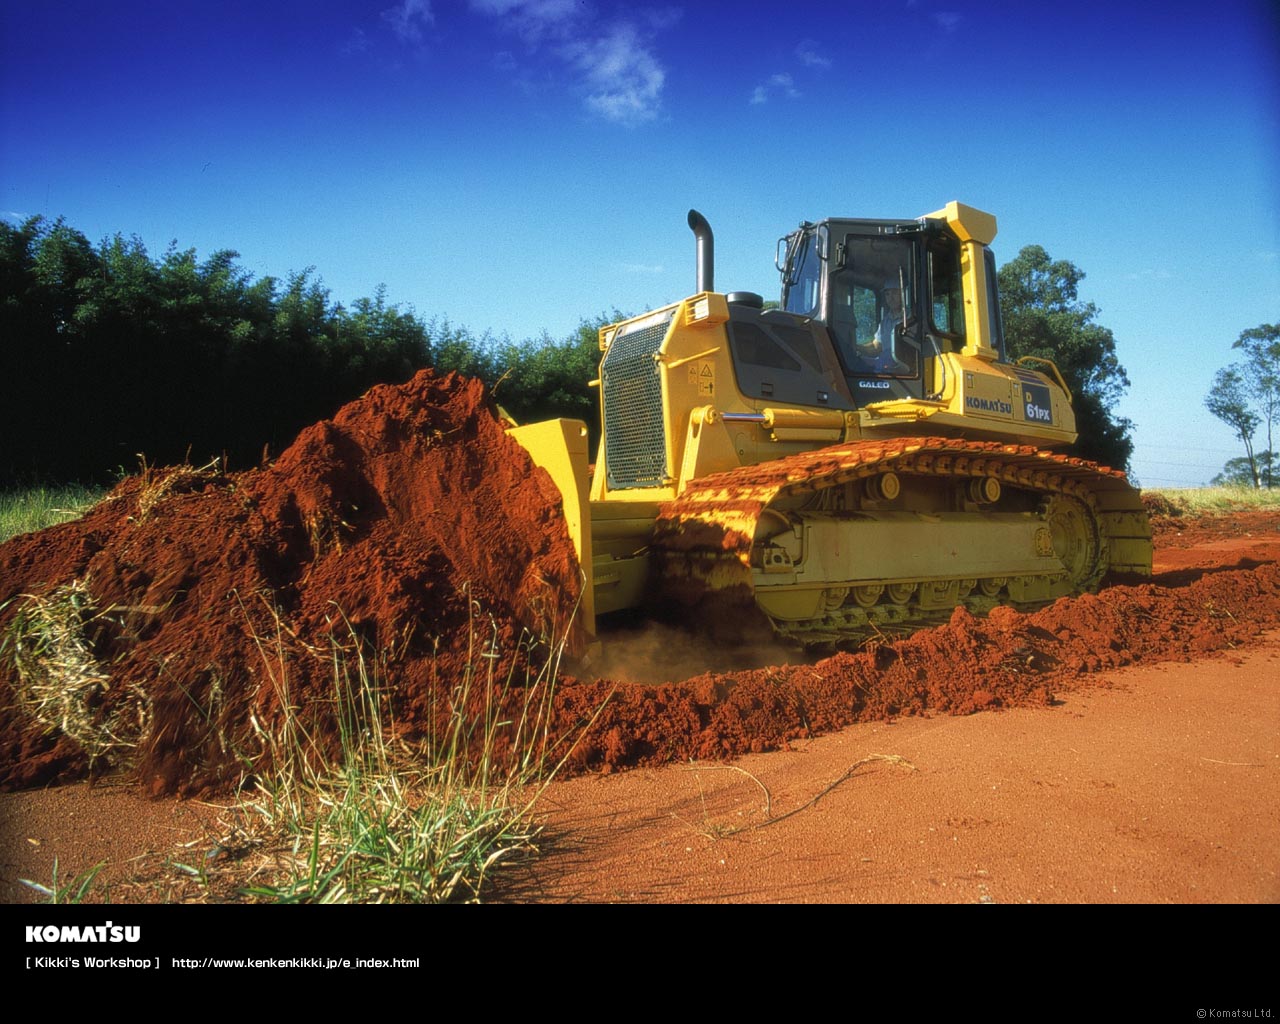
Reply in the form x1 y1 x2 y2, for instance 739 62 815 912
556 562 1280 772
0 371 582 795
1 370 1277 794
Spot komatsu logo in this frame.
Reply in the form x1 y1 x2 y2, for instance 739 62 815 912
965 396 1012 415
25 922 140 943
1023 383 1054 424
857 380 892 390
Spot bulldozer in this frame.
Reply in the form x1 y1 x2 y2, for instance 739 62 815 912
509 202 1152 645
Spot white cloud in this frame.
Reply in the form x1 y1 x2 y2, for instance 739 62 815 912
473 2 673 125
795 39 830 68
750 72 799 105
382 0 434 44
933 11 961 32
619 262 664 274
565 23 665 125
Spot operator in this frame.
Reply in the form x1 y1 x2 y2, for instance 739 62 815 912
868 278 911 375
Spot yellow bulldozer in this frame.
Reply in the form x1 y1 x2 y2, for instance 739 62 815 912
510 202 1152 645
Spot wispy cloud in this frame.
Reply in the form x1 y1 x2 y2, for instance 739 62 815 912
382 0 435 44
750 38 830 106
565 23 665 124
469 0 578 45
491 50 518 73
1122 268 1174 281
471 1 673 125
342 28 373 55
795 39 831 68
750 72 799 105
619 261 664 274
933 11 961 32
643 7 682 30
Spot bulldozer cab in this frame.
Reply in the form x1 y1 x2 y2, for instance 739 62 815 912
779 210 1007 404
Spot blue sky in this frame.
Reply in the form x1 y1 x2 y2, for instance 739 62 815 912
3 0 1277 486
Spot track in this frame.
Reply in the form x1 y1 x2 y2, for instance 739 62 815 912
650 437 1152 644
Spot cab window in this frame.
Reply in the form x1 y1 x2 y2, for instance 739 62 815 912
928 240 965 341
783 233 821 317
828 235 918 378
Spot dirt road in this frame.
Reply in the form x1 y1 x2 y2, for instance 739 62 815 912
512 638 1278 903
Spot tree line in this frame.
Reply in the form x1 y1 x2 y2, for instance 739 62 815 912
0 216 605 485
1 215 1135 486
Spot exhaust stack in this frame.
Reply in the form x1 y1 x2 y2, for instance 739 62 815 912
687 209 714 293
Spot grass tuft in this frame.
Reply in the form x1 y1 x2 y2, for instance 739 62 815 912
133 455 223 520
2 580 152 769
21 858 108 904
234 592 592 904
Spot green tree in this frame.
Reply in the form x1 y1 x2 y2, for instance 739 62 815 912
1231 323 1280 487
998 245 1134 471
1205 365 1261 487
1211 451 1275 487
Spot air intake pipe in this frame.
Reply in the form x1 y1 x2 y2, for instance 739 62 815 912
687 209 714 294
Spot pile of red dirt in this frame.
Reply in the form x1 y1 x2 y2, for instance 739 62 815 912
557 562 1280 772
0 371 582 794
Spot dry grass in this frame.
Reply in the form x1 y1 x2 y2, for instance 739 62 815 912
2 580 152 770
134 456 224 520
1144 486 1280 517
676 754 917 840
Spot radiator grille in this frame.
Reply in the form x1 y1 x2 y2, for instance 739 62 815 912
602 313 673 489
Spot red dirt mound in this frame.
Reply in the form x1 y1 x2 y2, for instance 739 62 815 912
555 562 1280 772
0 371 582 795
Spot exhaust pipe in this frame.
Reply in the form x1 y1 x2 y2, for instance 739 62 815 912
687 209 714 293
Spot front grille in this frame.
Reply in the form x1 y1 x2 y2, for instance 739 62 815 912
602 312 673 489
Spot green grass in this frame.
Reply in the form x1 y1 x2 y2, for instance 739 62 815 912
21 859 108 904
0 484 107 543
1144 485 1280 517
1 481 599 904
4 586 597 905
233 598 594 904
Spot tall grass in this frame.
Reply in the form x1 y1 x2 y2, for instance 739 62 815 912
1144 486 1280 516
237 594 593 904
0 484 107 543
